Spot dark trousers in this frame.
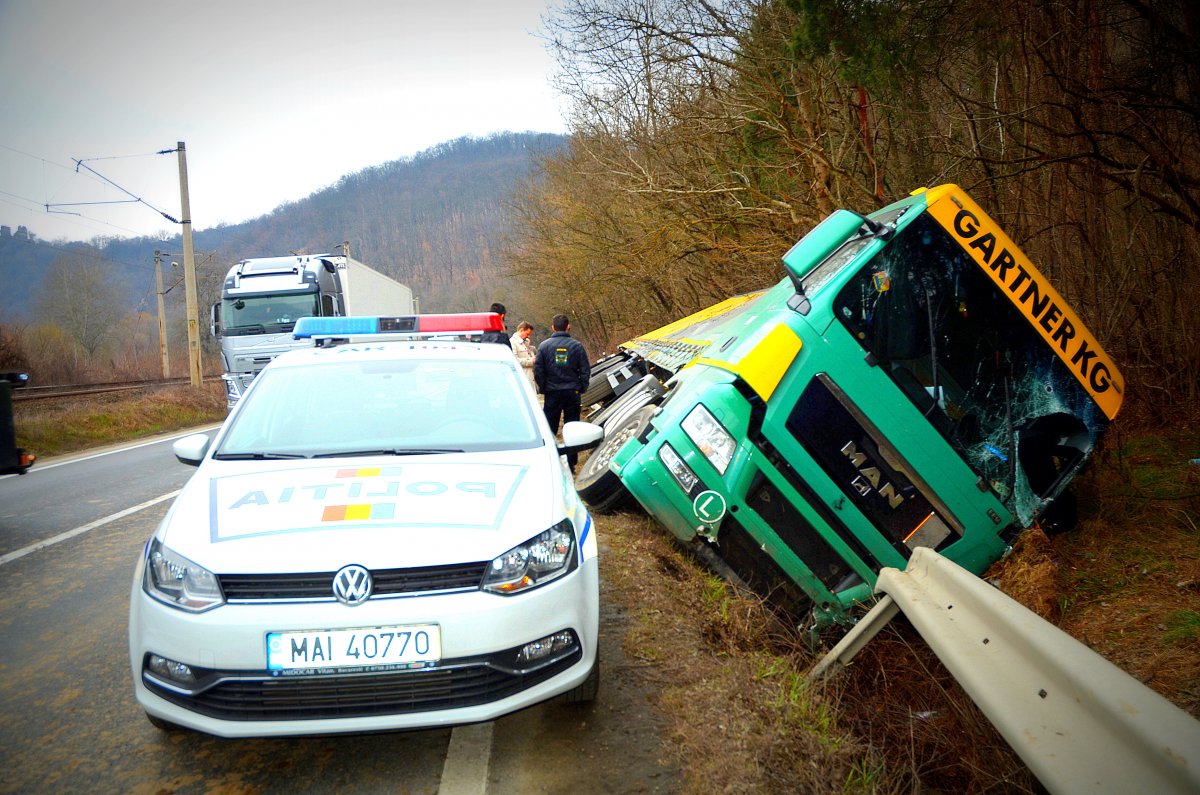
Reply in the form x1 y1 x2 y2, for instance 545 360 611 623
543 389 582 469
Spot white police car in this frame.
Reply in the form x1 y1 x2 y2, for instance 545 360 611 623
128 314 604 737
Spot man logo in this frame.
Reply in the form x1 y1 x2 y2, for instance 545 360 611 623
333 564 373 606
841 441 906 510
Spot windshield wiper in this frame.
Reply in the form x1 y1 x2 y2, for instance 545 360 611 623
310 448 465 458
213 452 309 460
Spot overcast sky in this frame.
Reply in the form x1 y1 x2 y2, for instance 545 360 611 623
0 0 568 243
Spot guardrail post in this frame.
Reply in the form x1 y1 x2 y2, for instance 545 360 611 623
808 594 899 682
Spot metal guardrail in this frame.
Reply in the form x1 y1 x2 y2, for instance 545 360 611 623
811 547 1200 795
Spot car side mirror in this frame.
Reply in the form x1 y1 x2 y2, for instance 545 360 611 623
558 421 604 455
173 433 211 466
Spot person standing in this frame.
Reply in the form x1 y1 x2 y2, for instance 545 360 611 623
534 314 590 471
510 321 536 384
480 302 510 345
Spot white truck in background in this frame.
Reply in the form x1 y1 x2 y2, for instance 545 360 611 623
211 254 415 406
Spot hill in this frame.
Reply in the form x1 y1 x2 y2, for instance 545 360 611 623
0 131 567 323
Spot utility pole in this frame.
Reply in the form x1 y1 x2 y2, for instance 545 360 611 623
153 250 170 378
176 141 202 387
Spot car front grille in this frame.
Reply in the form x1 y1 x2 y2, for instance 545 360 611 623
219 562 489 601
143 649 581 721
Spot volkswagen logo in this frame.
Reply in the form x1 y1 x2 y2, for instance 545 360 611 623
332 564 373 606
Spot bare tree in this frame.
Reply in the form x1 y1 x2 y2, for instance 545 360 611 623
35 252 125 363
509 0 1200 413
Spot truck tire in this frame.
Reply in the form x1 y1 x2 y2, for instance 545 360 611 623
581 353 633 408
576 405 656 514
588 374 664 429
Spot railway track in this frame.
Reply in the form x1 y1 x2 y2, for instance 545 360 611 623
13 378 197 402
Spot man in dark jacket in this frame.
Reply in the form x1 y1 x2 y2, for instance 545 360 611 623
534 314 590 471
479 302 510 345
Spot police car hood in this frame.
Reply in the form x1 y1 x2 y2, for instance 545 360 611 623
160 447 574 573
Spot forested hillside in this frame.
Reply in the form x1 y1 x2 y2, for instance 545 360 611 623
189 132 566 312
504 0 1199 422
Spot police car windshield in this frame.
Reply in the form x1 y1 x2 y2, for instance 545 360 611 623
216 356 543 457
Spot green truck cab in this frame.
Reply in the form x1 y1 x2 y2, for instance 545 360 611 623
576 185 1122 627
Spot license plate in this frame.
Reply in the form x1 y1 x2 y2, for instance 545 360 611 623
266 624 441 671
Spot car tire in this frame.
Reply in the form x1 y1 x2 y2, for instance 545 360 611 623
145 712 182 732
576 405 656 514
562 651 600 703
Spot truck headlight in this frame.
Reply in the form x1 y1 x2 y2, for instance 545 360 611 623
659 442 700 495
681 404 735 475
483 520 577 594
143 538 224 612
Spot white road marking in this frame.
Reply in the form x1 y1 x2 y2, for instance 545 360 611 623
0 490 180 566
438 722 494 795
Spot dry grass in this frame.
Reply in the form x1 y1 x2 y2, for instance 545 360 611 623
601 514 899 794
14 382 227 459
989 427 1200 716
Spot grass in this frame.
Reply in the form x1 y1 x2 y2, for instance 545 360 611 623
601 513 904 793
1025 428 1200 713
13 382 227 459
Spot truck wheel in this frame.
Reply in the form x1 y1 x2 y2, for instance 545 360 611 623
576 405 655 513
588 373 664 429
581 354 633 408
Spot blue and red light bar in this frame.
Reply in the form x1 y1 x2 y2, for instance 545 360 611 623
293 313 504 340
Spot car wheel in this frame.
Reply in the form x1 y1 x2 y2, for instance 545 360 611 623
576 405 655 513
562 651 600 703
145 712 182 732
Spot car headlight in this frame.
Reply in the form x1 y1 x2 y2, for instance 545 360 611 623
143 538 224 612
681 404 735 475
483 519 577 595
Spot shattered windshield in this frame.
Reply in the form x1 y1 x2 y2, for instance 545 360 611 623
832 212 1107 524
222 293 320 334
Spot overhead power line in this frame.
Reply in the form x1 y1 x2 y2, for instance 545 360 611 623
51 153 182 224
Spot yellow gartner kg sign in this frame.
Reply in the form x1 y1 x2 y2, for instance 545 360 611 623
924 186 1124 420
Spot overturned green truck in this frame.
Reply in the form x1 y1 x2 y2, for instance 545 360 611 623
576 184 1122 628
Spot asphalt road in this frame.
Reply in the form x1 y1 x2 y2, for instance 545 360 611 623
0 431 208 559
0 432 680 794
